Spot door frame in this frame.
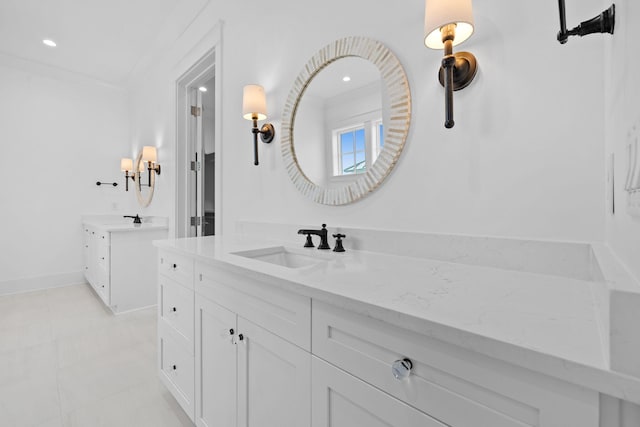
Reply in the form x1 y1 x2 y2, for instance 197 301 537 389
175 24 223 238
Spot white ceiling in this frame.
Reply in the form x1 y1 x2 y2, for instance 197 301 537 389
0 0 208 86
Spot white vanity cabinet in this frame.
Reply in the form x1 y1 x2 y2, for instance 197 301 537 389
157 250 195 422
155 245 603 427
83 222 167 313
83 226 110 302
194 261 311 427
312 301 599 427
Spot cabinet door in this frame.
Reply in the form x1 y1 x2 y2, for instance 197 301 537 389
312 357 447 427
237 317 311 427
195 295 237 427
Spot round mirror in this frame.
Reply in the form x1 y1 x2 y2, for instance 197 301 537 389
134 151 155 207
282 37 411 205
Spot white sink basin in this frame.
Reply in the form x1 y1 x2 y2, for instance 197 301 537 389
232 246 324 269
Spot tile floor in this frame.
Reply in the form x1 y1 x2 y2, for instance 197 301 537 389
0 283 193 427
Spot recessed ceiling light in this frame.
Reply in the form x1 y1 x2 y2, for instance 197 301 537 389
198 86 207 92
42 39 57 47
342 76 351 82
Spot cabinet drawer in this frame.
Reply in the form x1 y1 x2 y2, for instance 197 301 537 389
88 228 110 246
93 270 110 305
159 327 195 421
312 301 598 427
159 275 194 346
158 250 194 289
196 261 311 351
312 356 445 427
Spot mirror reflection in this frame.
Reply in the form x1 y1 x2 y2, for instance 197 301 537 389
294 57 390 189
282 37 411 205
134 151 155 207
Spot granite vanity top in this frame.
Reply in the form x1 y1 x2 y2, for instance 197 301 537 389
154 235 640 404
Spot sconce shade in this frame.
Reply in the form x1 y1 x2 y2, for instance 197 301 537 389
242 84 267 121
120 158 133 172
142 146 157 163
424 0 474 49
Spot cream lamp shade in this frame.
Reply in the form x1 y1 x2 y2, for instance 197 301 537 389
424 0 474 49
142 146 157 163
120 158 133 172
242 84 267 121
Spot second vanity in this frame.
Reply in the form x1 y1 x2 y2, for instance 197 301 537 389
154 225 640 427
83 215 168 313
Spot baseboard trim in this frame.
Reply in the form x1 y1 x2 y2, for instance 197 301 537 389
0 271 86 296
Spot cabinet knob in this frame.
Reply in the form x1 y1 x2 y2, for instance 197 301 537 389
172 364 177 371
238 333 244 342
229 328 235 336
391 358 413 380
172 263 177 269
172 307 177 313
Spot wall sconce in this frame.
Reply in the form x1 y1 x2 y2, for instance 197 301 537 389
142 146 161 184
242 84 275 165
557 0 615 44
424 0 478 129
120 158 134 191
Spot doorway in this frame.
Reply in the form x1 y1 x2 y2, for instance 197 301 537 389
175 41 222 238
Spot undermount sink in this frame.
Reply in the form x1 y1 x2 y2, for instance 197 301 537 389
232 246 324 269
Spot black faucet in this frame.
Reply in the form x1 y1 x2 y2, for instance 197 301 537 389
297 224 331 250
124 214 142 224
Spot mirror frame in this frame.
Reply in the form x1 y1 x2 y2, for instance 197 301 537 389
134 151 155 207
281 36 411 205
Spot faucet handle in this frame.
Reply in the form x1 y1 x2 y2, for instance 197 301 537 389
332 234 346 252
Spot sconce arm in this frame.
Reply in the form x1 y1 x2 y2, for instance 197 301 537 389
557 2 615 44
442 54 456 129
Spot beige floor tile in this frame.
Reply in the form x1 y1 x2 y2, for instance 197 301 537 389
56 318 138 368
0 341 58 383
0 372 60 427
0 321 54 353
0 283 191 426
57 343 157 414
63 379 192 427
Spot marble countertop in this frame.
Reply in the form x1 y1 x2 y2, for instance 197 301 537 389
83 215 168 232
154 235 640 404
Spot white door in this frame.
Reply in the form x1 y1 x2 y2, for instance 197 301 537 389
311 357 447 427
237 318 311 427
195 295 237 427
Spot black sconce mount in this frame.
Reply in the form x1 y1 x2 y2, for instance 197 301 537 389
438 24 478 129
251 118 275 166
557 1 615 44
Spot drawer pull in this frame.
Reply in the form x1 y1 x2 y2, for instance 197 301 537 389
391 358 413 380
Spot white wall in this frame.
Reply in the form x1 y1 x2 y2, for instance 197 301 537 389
129 0 606 245
604 0 640 283
0 56 133 294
